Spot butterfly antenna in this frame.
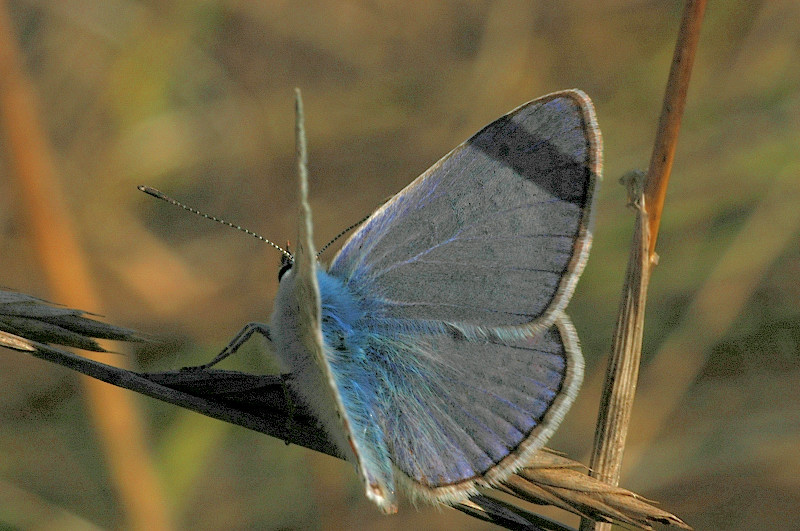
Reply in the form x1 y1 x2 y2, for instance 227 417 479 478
138 185 293 260
317 212 371 257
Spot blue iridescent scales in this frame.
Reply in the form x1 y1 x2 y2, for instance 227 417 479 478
272 89 601 513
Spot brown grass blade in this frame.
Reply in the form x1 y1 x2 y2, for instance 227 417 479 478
507 452 691 530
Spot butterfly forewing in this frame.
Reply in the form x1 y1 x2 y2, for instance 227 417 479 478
329 90 601 333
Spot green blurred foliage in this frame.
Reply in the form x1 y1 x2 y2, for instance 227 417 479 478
1 1 798 529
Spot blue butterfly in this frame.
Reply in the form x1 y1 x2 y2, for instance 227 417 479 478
234 89 600 513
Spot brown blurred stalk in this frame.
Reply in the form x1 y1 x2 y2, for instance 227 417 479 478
580 1 706 530
0 3 173 530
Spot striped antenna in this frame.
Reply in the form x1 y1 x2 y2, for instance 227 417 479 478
137 185 293 260
317 212 371 257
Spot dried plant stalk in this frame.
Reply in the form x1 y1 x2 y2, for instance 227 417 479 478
588 180 651 484
3 318 689 530
0 3 173 529
1 285 690 531
643 0 708 262
580 1 706 530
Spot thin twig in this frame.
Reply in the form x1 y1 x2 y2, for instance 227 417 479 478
580 2 706 530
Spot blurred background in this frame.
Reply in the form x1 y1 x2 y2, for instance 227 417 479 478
1 1 798 529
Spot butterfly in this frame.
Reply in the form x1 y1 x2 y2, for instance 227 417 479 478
229 89 601 513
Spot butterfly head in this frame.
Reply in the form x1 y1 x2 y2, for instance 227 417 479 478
278 241 294 281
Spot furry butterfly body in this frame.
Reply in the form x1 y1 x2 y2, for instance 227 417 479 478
270 89 601 513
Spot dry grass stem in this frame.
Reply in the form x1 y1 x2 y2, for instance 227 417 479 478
3 300 690 531
643 0 708 262
581 1 707 530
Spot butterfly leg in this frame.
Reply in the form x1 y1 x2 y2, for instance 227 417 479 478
187 322 272 370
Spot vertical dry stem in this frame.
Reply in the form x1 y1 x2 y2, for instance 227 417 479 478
580 1 706 530
643 0 708 263
0 3 173 529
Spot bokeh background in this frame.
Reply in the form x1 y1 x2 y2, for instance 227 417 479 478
1 1 798 529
